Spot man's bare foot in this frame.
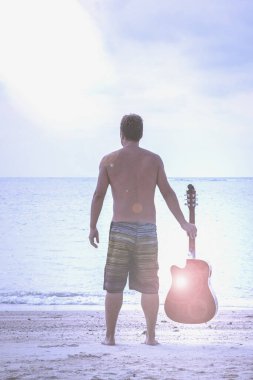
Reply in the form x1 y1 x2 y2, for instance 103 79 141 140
101 337 115 346
144 334 159 345
144 338 159 345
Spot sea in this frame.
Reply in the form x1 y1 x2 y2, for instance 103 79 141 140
0 177 252 310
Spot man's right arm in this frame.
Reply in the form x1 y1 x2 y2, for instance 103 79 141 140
89 159 109 248
156 157 197 239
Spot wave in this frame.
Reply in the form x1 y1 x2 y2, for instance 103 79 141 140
0 291 104 306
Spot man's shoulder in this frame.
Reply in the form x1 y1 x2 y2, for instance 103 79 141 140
100 147 163 167
100 149 122 167
140 148 162 162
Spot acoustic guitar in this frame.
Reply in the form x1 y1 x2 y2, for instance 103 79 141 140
164 184 218 324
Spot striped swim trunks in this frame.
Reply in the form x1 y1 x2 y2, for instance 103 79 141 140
103 222 159 294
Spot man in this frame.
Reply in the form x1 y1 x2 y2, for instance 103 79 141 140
89 114 197 346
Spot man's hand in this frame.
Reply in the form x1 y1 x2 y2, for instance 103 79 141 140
89 227 99 248
181 222 197 240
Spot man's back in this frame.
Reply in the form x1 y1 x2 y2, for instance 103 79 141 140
102 144 161 224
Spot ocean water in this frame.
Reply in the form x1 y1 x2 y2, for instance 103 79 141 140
0 177 252 310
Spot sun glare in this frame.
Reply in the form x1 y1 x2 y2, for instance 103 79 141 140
0 0 114 133
174 275 188 288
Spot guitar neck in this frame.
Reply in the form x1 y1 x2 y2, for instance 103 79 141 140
189 206 196 258
186 183 197 259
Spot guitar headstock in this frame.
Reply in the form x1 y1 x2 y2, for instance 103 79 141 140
186 184 197 210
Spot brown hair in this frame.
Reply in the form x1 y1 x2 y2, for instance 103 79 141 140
120 114 143 141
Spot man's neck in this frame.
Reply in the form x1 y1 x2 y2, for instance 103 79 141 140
122 140 139 148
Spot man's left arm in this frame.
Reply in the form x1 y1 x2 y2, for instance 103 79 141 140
156 157 197 239
89 160 109 248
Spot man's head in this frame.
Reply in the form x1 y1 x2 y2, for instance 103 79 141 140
120 114 143 142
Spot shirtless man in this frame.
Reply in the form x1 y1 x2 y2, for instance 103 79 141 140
89 114 197 345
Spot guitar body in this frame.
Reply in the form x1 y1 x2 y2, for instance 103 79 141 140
164 184 218 324
164 259 218 324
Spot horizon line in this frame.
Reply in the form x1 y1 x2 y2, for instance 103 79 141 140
1 176 252 179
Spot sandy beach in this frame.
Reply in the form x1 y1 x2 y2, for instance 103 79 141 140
0 308 252 380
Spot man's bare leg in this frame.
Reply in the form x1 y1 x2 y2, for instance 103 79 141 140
141 293 159 345
102 292 123 345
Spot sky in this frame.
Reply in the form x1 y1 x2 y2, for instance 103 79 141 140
0 0 253 177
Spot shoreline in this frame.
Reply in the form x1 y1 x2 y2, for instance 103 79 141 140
0 303 253 311
1 308 252 379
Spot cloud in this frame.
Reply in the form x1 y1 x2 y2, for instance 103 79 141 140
0 0 252 176
78 0 253 176
81 0 253 81
0 0 116 136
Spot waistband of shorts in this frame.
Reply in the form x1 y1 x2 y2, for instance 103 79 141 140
111 221 156 228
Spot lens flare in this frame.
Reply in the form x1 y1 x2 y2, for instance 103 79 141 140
132 203 143 214
174 275 188 288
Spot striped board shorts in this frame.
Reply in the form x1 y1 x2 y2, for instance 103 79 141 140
103 222 159 294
